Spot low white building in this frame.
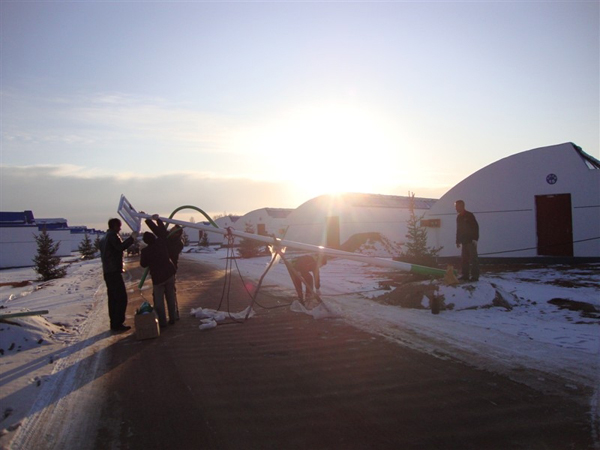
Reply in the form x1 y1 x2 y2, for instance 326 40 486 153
0 211 39 269
423 142 600 260
284 193 436 255
236 208 292 238
34 218 72 258
208 215 242 246
206 209 292 247
1 212 104 269
69 226 103 252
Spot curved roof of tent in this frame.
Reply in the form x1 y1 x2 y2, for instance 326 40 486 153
293 193 437 213
240 207 293 219
425 142 600 258
428 142 599 214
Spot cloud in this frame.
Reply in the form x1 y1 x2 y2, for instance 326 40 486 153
1 164 301 230
2 91 236 163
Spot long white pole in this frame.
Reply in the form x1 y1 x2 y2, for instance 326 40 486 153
132 211 446 277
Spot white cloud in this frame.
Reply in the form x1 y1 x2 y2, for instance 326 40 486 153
0 164 302 231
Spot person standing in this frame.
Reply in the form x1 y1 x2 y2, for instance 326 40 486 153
141 216 178 327
455 200 480 281
100 218 137 332
167 225 184 320
167 225 184 270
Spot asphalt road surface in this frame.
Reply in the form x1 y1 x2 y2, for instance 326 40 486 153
15 258 597 449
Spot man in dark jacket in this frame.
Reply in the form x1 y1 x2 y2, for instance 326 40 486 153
455 200 480 281
167 225 184 270
141 216 178 327
100 218 137 332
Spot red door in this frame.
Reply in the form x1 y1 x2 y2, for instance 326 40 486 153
326 216 340 249
535 194 573 256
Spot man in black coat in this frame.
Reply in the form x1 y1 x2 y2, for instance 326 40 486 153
455 200 480 281
100 218 137 332
141 216 178 327
167 225 184 270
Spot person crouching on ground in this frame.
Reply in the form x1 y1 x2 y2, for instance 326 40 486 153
140 215 178 327
287 254 327 302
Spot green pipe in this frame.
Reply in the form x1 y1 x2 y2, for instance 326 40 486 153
408 264 447 277
168 205 219 228
138 205 220 289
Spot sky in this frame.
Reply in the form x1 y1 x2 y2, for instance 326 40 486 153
1 1 598 231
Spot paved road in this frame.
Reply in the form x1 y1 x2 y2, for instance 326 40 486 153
93 259 596 449
13 258 596 449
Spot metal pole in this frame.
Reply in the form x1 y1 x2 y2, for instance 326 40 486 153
132 212 446 278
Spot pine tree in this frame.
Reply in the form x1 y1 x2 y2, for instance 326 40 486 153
401 192 442 262
94 235 102 252
199 231 209 247
182 229 191 246
236 223 262 258
78 233 97 260
33 228 67 281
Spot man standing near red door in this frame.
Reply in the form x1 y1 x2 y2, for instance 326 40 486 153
455 200 479 281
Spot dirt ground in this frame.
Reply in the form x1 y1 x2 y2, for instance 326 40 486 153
83 258 595 450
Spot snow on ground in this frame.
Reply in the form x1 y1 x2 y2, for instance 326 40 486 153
186 248 600 383
1 248 599 447
0 257 109 448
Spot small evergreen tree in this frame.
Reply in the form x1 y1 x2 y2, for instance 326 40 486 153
199 231 209 247
78 233 97 260
33 228 67 281
182 229 191 246
94 235 102 252
236 223 262 258
401 192 442 261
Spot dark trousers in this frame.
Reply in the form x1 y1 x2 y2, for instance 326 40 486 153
104 272 128 328
291 270 314 300
461 242 479 280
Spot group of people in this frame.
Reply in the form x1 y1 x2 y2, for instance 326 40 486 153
99 215 184 332
99 199 479 331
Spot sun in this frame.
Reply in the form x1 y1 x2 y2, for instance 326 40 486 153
235 103 407 197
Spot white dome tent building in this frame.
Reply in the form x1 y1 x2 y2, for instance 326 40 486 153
236 207 293 238
284 193 437 257
423 142 600 261
206 215 240 246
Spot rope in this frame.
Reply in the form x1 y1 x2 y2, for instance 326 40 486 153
479 236 600 256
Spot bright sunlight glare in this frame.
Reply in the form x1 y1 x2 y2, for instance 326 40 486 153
230 103 418 197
